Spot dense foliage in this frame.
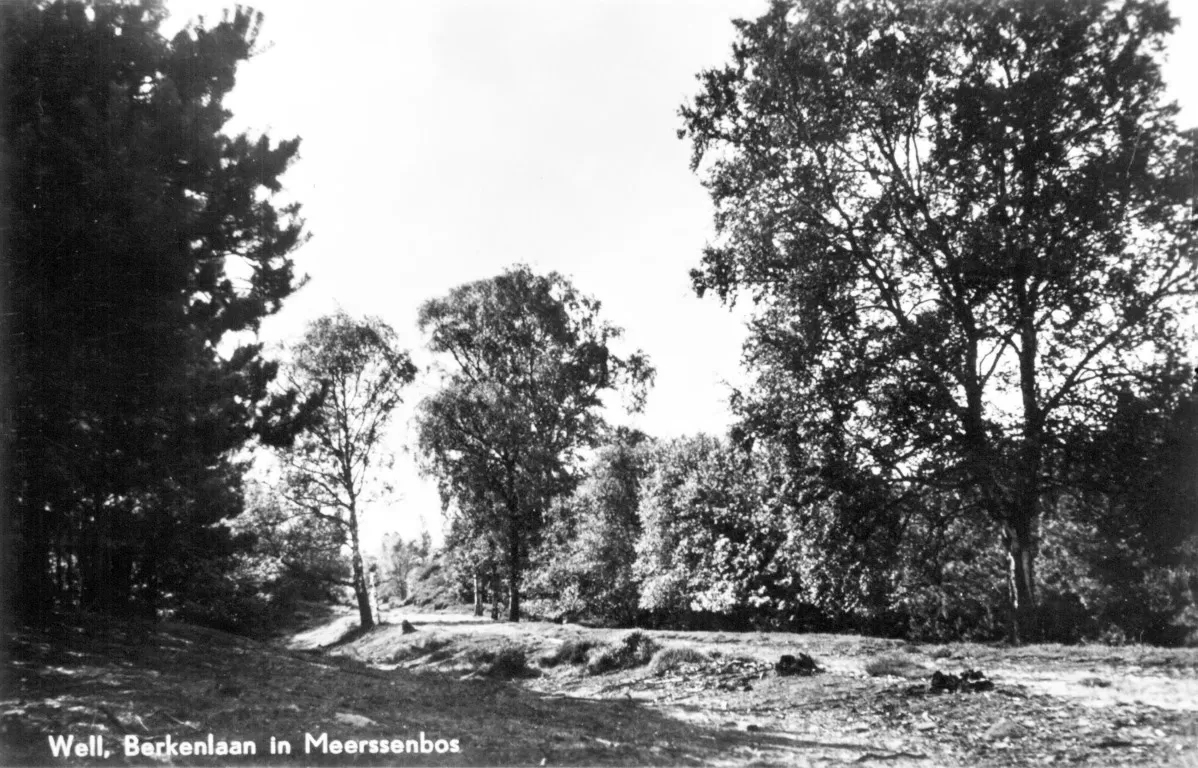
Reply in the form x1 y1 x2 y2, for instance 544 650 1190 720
529 429 653 625
511 418 1194 643
634 435 783 627
3 1 307 622
380 531 433 605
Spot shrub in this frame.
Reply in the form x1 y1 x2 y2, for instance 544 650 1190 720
485 645 531 678
171 554 294 638
648 646 709 675
584 631 660 675
620 630 659 665
175 588 279 638
540 638 599 668
583 646 622 675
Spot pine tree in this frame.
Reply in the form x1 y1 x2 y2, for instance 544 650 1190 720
3 1 307 619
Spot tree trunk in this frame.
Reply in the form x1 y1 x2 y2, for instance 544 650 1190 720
488 538 500 620
367 564 382 622
54 544 64 595
110 544 134 615
490 557 500 620
507 524 521 622
1012 271 1043 645
473 568 483 617
142 550 159 619
347 505 374 630
1005 517 1039 644
16 502 52 623
80 496 112 612
64 540 77 604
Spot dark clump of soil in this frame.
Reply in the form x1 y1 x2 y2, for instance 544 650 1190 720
905 668 996 695
929 669 994 693
775 653 821 676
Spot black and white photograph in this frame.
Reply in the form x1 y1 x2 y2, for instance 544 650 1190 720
2 0 1197 765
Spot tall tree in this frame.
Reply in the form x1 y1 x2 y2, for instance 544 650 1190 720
3 1 307 619
275 312 416 629
416 266 653 621
681 0 1196 640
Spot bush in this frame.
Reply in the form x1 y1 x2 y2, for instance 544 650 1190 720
1037 514 1198 645
584 631 660 675
648 646 709 675
620 630 660 665
175 587 280 638
540 638 599 668
169 554 296 638
581 646 621 675
485 645 531 678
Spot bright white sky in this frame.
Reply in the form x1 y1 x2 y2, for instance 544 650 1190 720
162 0 1198 552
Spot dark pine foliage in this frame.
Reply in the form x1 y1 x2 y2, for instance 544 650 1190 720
3 1 307 622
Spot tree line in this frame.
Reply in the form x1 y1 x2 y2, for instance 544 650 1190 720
369 0 1198 644
4 0 1196 645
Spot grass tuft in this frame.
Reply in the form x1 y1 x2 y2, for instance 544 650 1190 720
384 634 450 663
648 646 709 675
540 638 599 668
585 631 661 675
864 651 926 678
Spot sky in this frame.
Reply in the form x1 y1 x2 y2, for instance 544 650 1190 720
161 0 1198 552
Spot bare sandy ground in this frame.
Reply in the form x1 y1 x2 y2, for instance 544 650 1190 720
321 607 1198 765
313 609 1198 712
4 608 1195 766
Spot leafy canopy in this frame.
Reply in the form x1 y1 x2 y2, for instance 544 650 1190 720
277 312 416 520
681 0 1196 639
417 265 654 620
